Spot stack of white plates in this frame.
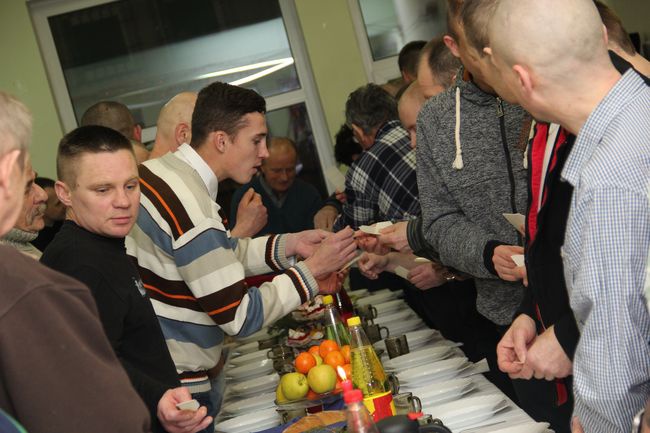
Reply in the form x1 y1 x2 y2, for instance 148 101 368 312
426 394 509 431
231 340 259 356
356 290 400 306
215 407 281 433
228 349 269 366
398 357 470 386
383 346 453 372
374 309 416 326
229 373 279 398
373 328 442 352
408 377 476 407
235 327 273 344
220 392 276 416
225 358 273 382
385 317 425 335
373 299 407 315
460 421 551 433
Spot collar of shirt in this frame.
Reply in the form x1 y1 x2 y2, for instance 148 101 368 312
175 143 219 201
259 175 287 208
375 120 403 142
562 69 644 187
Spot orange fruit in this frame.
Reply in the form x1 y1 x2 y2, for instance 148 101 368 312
294 352 317 374
319 339 339 359
342 363 353 381
340 345 351 363
306 389 321 400
308 345 320 357
324 350 345 370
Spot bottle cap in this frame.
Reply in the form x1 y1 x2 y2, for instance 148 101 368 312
344 388 363 404
407 412 423 421
322 295 333 305
347 316 361 327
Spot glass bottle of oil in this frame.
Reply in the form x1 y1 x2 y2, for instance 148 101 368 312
323 295 350 346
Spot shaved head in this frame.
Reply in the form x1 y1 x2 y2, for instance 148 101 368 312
151 92 197 158
489 0 608 77
398 82 427 148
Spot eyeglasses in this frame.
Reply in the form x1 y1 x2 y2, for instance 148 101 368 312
632 408 645 433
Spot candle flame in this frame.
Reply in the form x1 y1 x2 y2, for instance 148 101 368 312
336 365 347 381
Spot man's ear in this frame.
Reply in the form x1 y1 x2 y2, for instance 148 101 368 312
0 149 21 198
512 64 534 98
55 180 73 207
211 131 229 153
174 123 190 147
133 124 142 142
444 35 461 58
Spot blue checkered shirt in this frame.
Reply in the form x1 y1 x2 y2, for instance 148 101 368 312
333 120 419 230
562 70 650 433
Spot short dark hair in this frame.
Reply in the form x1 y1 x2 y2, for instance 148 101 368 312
460 0 498 55
446 0 464 40
422 36 461 87
34 177 55 189
334 124 362 167
190 82 266 148
57 125 133 185
594 1 636 55
398 41 427 77
80 101 135 139
345 84 398 134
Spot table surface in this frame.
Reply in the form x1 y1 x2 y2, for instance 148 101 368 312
216 294 549 433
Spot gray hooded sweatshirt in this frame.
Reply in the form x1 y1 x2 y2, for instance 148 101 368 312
415 70 527 326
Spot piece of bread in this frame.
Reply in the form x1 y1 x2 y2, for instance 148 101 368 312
282 411 346 433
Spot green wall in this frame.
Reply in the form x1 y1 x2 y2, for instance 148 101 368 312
0 0 62 179
294 0 368 138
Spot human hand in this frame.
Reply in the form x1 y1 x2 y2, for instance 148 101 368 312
286 229 330 259
157 388 212 433
492 245 525 282
316 270 346 295
496 314 536 378
571 417 584 433
377 221 411 253
408 263 446 290
358 253 390 280
313 205 339 231
334 190 347 204
525 326 572 380
303 227 357 279
355 232 390 255
230 188 267 238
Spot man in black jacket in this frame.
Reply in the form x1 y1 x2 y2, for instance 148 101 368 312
41 125 211 433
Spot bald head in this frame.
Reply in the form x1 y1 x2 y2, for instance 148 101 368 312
81 101 137 140
489 0 608 76
261 137 298 195
398 82 427 149
151 92 197 158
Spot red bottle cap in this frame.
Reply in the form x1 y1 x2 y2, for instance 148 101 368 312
407 412 423 421
344 389 363 404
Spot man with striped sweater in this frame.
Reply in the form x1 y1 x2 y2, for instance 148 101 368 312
126 82 356 427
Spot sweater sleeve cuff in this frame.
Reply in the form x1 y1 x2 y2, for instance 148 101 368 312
483 240 508 276
286 261 319 303
266 234 292 271
554 313 580 361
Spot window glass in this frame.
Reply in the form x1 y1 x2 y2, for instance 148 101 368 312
358 0 447 60
48 0 300 127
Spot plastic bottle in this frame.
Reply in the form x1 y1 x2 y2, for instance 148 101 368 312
345 388 380 433
347 316 395 421
322 295 350 346
334 287 355 322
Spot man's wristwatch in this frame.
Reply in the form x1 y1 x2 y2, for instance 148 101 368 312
441 268 457 282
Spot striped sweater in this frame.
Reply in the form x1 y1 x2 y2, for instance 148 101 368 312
126 148 318 390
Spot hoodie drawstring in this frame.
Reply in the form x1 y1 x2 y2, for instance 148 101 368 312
453 87 464 170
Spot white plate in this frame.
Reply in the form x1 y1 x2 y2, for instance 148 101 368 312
399 357 469 385
235 328 272 344
231 340 260 356
386 317 425 335
349 288 369 298
220 392 276 416
215 407 281 433
228 349 269 366
374 309 416 326
356 291 400 306
427 394 506 429
373 299 407 315
461 421 550 433
384 346 453 372
444 399 510 431
226 358 273 381
229 373 279 398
